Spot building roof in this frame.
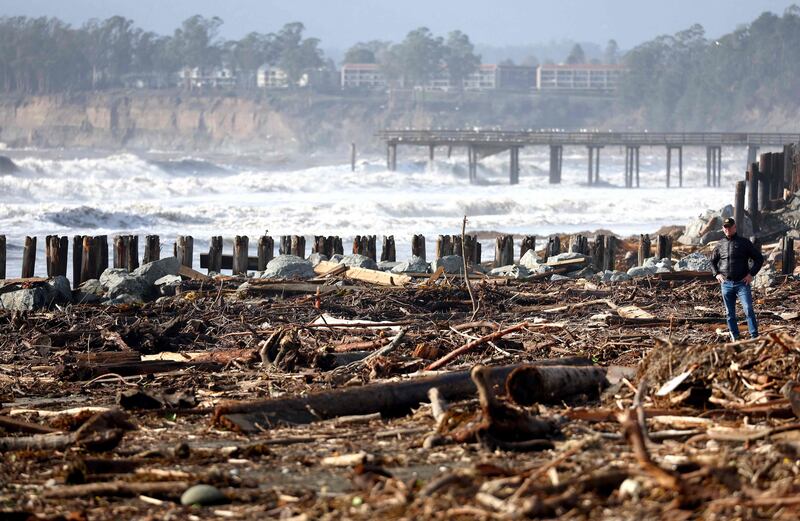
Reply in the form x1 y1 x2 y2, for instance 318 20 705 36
538 63 626 70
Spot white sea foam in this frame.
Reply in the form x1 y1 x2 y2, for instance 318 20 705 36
0 145 767 276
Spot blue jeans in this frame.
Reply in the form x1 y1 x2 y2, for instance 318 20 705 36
721 280 758 340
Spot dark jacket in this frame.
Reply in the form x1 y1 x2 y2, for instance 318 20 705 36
710 234 763 282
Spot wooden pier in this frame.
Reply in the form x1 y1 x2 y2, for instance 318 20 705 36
377 130 800 186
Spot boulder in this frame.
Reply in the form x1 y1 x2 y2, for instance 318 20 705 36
46 276 73 303
489 265 530 279
675 252 713 272
132 257 180 286
306 252 328 267
390 256 430 274
330 254 344 263
627 266 657 278
679 204 753 245
100 269 149 299
610 272 632 283
754 264 778 289
519 250 543 270
0 287 48 311
261 255 316 280
338 254 379 270
700 230 725 245
181 484 228 506
431 255 464 274
75 279 105 304
154 275 182 286
378 261 402 272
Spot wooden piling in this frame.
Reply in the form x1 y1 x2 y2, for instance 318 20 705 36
98 235 108 274
592 235 605 271
143 235 160 264
279 236 291 255
113 236 126 269
175 236 193 268
46 235 68 277
637 234 651 266
21 236 36 278
80 236 97 283
544 236 560 261
569 234 588 255
208 236 223 273
602 236 616 271
72 236 83 287
782 236 796 275
494 235 514 267
656 235 672 260
436 235 452 259
127 236 139 271
0 235 5 280
411 234 426 261
313 236 327 256
233 236 249 275
758 153 770 211
381 236 396 262
258 236 274 270
452 235 463 258
463 235 479 266
290 235 306 258
748 162 760 232
332 236 343 255
520 236 536 260
734 181 746 233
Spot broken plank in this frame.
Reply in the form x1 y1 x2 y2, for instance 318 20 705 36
178 264 211 281
314 260 411 286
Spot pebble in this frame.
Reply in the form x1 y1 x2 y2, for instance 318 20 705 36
180 484 228 506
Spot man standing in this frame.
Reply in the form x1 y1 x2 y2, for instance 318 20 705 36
710 217 764 341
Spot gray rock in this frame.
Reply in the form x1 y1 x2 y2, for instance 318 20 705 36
154 275 182 285
700 230 725 245
103 293 144 306
679 204 753 245
627 265 657 278
656 266 672 274
180 484 228 506
569 266 598 279
546 252 592 272
675 252 713 272
519 250 543 270
306 252 328 266
46 276 73 303
261 255 316 280
550 274 571 281
100 269 148 299
75 279 105 304
378 261 402 272
489 264 530 279
754 264 778 289
0 287 48 311
610 272 632 283
431 255 464 274
339 254 379 270
391 256 430 274
329 254 344 263
132 256 180 287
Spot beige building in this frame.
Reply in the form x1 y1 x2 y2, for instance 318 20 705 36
536 64 625 91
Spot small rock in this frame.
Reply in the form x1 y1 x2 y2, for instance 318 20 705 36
489 264 530 279
117 388 163 410
338 254 379 270
391 256 430 274
180 484 228 506
154 275 182 285
519 249 543 269
132 257 180 286
103 293 143 306
75 279 105 304
430 255 464 274
569 266 597 279
377 261 402 272
754 264 778 289
262 255 316 280
627 266 656 278
550 274 571 281
610 272 632 283
330 254 344 263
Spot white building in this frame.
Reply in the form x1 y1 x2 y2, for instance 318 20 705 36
178 67 236 89
340 63 387 89
536 64 625 91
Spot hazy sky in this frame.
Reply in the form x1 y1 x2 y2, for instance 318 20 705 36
2 0 796 50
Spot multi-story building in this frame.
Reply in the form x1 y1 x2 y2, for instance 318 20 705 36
340 63 388 89
536 64 625 92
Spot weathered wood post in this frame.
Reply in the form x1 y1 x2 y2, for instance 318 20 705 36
290 235 306 258
462 235 479 266
72 236 83 287
436 235 452 259
656 235 672 260
46 235 68 277
97 235 108 274
544 236 560 261
0 235 5 280
113 235 127 269
592 235 605 271
452 235 463 258
233 236 249 275
782 236 795 275
332 237 343 255
21 236 36 278
381 236 396 262
80 236 98 283
748 162 760 233
143 235 160 264
733 180 746 234
208 236 223 274
313 236 327 256
520 236 536 260
176 235 193 268
279 236 291 255
603 236 616 271
411 234 426 260
127 235 139 271
637 234 651 266
758 153 770 211
494 235 514 267
569 234 588 254
783 144 794 190
366 235 376 261
258 236 274 270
